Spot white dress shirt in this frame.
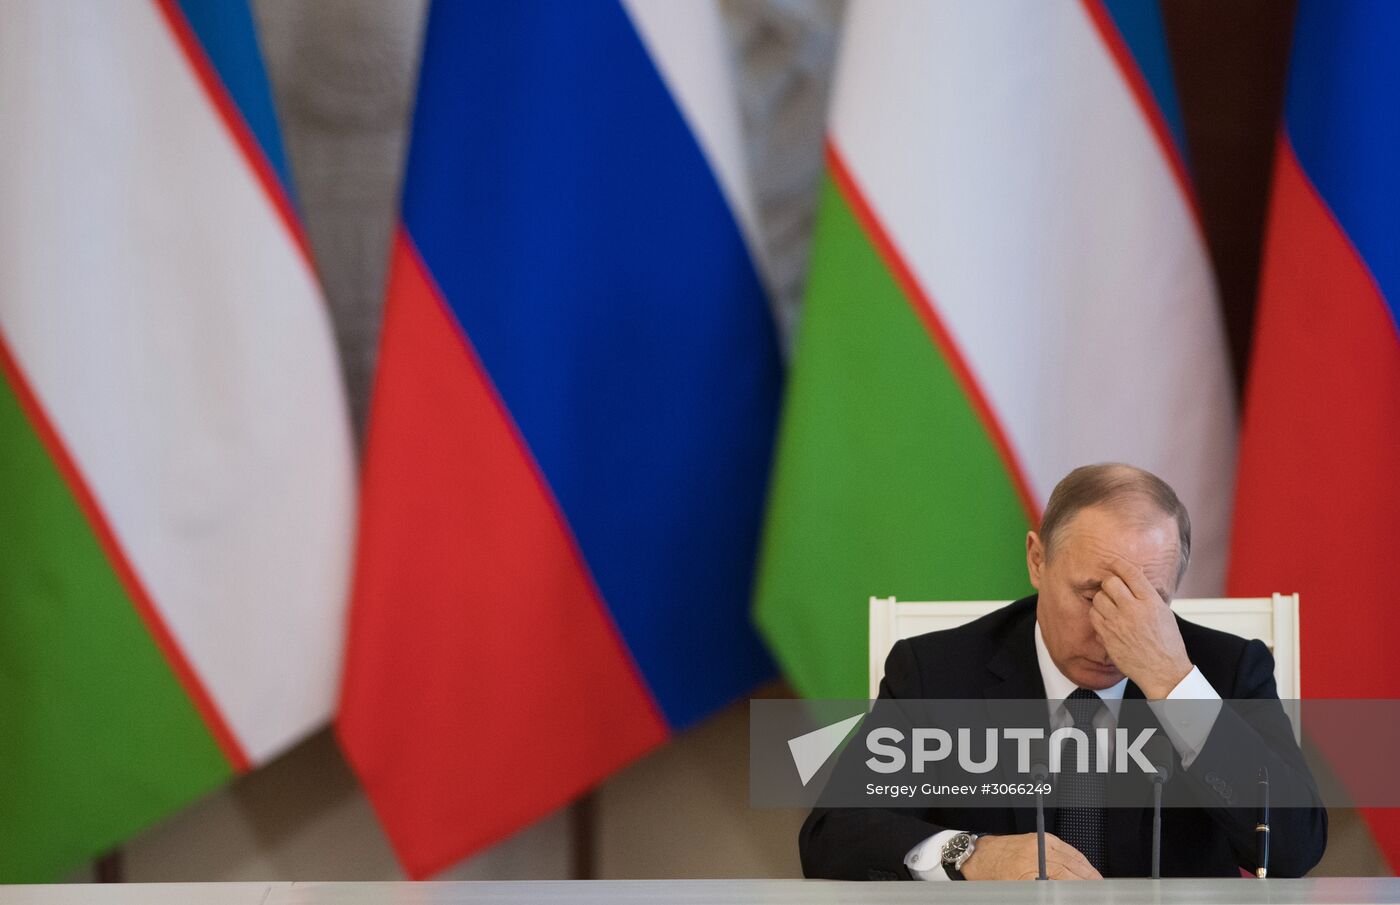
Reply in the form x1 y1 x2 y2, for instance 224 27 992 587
905 619 1223 879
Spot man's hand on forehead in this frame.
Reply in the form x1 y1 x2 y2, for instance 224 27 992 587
1088 558 1192 699
1102 558 1171 606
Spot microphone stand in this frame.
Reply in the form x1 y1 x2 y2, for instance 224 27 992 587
1032 762 1049 880
1146 736 1173 880
1151 772 1163 879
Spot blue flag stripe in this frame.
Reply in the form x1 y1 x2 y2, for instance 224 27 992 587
1100 0 1191 167
172 0 296 202
1285 0 1400 332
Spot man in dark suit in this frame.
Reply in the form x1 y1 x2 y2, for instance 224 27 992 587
800 463 1326 880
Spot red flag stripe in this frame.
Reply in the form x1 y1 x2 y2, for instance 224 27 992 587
336 231 669 878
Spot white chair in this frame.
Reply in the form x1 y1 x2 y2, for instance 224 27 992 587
868 594 1301 702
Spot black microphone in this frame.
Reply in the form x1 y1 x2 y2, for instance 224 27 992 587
1144 735 1175 880
1031 756 1050 880
1256 767 1270 879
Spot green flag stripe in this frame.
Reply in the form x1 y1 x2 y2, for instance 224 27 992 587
754 170 1034 700
0 361 232 881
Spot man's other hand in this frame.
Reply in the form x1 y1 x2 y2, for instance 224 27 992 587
961 833 1103 880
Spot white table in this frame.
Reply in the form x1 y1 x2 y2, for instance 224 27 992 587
4 879 1400 905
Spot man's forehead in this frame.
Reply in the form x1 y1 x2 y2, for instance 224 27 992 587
1058 507 1177 553
1057 510 1180 592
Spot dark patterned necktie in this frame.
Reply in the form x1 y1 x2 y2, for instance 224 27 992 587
1054 687 1108 873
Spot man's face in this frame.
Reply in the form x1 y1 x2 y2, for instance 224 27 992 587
1026 504 1180 690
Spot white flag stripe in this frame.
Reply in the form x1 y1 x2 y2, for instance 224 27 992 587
622 0 768 285
829 0 1235 594
0 0 356 763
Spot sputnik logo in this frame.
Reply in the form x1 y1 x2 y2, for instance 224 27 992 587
787 714 863 786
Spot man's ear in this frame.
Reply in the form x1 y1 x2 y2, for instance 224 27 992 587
1026 530 1044 590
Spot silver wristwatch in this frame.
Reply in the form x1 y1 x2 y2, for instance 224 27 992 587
940 831 978 880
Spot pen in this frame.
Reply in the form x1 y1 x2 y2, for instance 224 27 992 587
1256 766 1270 878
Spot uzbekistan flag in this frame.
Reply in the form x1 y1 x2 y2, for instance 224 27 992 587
337 0 782 878
0 0 356 882
1229 0 1400 869
755 0 1238 699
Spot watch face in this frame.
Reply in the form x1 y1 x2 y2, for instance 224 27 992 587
943 832 974 863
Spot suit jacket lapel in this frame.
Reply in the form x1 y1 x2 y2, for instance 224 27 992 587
982 604 1046 702
1106 681 1153 877
981 604 1051 835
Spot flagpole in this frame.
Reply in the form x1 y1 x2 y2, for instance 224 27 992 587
94 847 124 883
569 792 597 880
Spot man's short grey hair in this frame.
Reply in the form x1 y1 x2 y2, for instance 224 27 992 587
1039 463 1191 586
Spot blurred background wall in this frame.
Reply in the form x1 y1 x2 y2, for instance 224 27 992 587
60 0 1386 880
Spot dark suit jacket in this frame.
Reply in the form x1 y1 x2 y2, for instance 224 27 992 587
799 594 1327 879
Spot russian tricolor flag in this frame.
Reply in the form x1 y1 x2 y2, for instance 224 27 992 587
337 0 783 877
1230 0 1400 871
